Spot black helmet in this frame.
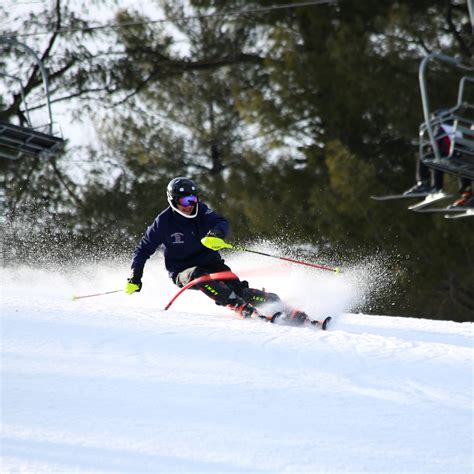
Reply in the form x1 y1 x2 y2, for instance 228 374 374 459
166 177 199 218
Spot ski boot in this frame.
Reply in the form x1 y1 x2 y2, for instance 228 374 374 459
403 181 438 197
227 297 264 319
271 311 332 329
448 190 474 209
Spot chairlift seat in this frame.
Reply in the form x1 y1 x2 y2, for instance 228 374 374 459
0 120 64 160
420 122 474 180
421 155 474 180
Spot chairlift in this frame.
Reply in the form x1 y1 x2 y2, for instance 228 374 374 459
0 39 65 160
371 52 474 218
418 53 474 180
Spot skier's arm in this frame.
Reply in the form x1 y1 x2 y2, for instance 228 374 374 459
127 219 163 293
200 206 231 250
205 207 229 239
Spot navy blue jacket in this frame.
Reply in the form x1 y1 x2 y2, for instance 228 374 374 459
131 203 229 280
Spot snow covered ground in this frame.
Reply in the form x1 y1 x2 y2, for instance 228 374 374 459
1 255 473 473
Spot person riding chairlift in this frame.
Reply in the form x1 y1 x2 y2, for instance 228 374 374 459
403 110 473 208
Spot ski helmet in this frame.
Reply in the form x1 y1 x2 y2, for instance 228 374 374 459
166 177 199 218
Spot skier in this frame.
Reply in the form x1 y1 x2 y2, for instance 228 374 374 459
125 176 308 324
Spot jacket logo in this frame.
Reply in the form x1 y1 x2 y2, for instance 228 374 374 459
170 232 184 244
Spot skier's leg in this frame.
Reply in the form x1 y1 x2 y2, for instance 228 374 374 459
174 266 261 318
417 158 431 184
404 159 434 195
432 169 444 192
241 287 308 325
450 177 473 207
459 177 472 194
175 265 235 303
241 287 281 307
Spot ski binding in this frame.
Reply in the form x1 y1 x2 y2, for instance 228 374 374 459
268 312 331 330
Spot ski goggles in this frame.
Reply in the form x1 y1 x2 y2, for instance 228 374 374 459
177 194 198 207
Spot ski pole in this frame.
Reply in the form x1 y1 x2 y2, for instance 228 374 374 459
201 237 341 273
72 289 123 301
164 270 238 310
231 246 341 272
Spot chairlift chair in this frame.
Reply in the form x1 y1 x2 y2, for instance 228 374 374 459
418 53 474 180
0 39 65 160
0 120 64 160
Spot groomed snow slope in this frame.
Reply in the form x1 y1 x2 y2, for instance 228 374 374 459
1 258 473 473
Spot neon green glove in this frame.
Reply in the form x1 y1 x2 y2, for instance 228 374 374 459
125 276 142 295
200 236 231 251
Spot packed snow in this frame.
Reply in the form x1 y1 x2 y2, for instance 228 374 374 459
1 253 473 473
